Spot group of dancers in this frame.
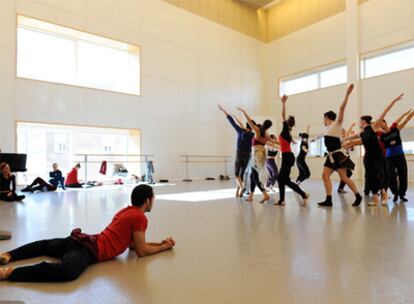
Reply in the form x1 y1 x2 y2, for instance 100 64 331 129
220 84 413 207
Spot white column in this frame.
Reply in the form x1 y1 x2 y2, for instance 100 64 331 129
345 0 362 179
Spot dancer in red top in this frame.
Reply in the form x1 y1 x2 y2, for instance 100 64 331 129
65 163 82 188
0 184 176 282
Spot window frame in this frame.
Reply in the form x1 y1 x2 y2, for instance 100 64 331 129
279 61 348 97
16 14 141 96
360 41 414 80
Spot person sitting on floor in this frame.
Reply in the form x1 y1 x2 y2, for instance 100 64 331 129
65 163 82 188
0 162 25 202
0 184 176 282
22 163 65 193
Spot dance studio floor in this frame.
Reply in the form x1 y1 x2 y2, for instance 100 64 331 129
0 179 414 304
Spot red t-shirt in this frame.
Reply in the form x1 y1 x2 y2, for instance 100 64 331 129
95 206 148 262
65 168 79 185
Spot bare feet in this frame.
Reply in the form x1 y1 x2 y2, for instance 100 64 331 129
0 267 13 280
260 193 270 204
246 194 253 202
368 195 379 206
236 186 241 198
302 193 310 206
0 253 11 266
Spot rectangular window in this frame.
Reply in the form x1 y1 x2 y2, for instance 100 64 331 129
17 122 141 185
17 15 140 95
361 43 414 79
280 63 347 96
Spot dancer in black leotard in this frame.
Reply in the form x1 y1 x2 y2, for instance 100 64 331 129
318 84 362 207
276 95 308 206
296 126 310 185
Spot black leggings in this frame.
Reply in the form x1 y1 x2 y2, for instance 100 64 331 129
235 153 250 178
30 177 57 192
278 152 306 202
0 192 24 202
250 168 265 193
387 154 408 197
296 156 310 183
7 237 95 282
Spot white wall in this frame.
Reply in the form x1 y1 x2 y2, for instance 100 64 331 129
0 0 266 180
263 0 414 181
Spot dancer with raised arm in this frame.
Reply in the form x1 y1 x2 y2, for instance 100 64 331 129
344 115 388 206
237 107 274 203
318 84 362 207
379 99 413 202
219 105 254 197
276 95 309 206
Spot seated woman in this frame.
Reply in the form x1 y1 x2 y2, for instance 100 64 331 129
22 163 65 193
0 184 176 282
65 163 82 188
0 162 25 202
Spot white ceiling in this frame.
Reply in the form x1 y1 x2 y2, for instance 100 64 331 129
237 0 284 9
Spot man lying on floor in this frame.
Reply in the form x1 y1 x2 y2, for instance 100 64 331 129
0 184 176 282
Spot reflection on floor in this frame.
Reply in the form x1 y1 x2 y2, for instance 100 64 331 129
0 179 413 304
156 187 291 202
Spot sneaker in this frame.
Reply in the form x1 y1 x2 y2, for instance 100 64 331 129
393 195 399 203
400 196 408 203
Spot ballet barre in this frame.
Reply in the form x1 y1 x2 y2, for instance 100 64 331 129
180 155 231 182
74 153 155 184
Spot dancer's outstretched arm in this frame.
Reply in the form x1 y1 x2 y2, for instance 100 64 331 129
397 109 414 130
218 104 229 116
338 84 354 124
345 123 356 138
343 138 362 149
237 107 259 134
232 115 246 130
393 109 411 126
373 94 404 129
281 95 288 122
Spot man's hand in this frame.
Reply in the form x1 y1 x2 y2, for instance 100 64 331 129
161 237 176 250
346 84 354 96
281 95 288 103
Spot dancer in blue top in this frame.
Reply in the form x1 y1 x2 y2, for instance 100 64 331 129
219 105 254 197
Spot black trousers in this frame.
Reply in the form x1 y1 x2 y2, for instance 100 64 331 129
278 152 306 202
66 183 83 188
363 155 386 195
30 177 57 192
296 156 310 183
387 154 408 197
0 192 24 202
7 237 95 282
250 168 265 193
